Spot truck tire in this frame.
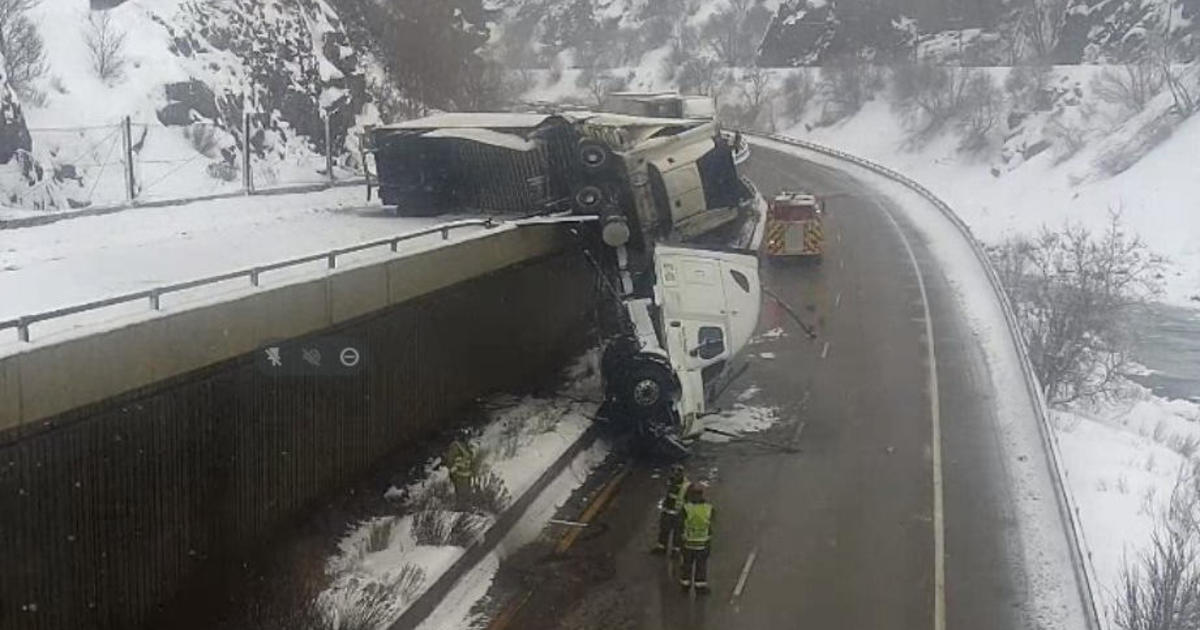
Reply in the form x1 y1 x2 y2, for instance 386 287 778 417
578 139 612 171
616 358 678 420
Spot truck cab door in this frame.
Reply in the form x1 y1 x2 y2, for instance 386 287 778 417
654 245 761 431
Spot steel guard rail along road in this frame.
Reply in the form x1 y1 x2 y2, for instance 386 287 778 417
0 219 500 344
741 130 1104 630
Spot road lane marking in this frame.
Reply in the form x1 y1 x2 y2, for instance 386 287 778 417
731 548 759 602
839 258 844 270
835 292 842 309
555 464 630 555
821 341 830 359
489 463 632 630
876 205 946 630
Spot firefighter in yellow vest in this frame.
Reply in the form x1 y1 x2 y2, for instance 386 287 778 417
652 464 690 554
446 440 475 497
678 482 714 593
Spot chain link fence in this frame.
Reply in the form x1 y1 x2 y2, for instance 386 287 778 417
23 112 365 212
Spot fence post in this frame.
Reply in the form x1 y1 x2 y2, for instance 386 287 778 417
324 112 334 184
122 116 136 203
243 113 254 194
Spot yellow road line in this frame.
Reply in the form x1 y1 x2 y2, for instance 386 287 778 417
487 463 632 630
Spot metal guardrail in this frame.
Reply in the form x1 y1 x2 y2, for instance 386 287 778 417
0 219 497 344
747 131 1105 630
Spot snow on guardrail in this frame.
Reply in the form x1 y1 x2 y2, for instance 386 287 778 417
746 131 1105 630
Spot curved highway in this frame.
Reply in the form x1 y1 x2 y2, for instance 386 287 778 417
469 142 1086 630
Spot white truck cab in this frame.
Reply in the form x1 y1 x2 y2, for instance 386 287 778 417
603 244 761 453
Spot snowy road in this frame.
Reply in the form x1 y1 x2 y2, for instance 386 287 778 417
0 187 491 347
462 144 1090 629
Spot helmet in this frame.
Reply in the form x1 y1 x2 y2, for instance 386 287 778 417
670 464 685 477
686 482 708 502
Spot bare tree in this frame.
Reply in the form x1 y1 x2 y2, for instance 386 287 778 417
1018 0 1069 62
677 57 722 96
578 65 624 107
701 0 773 67
0 0 46 100
990 213 1165 406
84 10 127 84
1091 62 1164 116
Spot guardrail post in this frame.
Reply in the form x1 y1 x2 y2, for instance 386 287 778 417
324 111 335 184
122 116 136 202
243 113 254 195
390 239 399 252
17 319 29 342
250 269 260 287
149 290 161 311
327 253 336 270
441 227 450 240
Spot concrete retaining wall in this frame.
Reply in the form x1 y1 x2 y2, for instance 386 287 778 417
0 224 601 630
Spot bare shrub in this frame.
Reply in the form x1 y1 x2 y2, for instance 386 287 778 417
364 518 394 554
578 65 627 107
1046 114 1089 163
329 565 425 630
411 508 450 546
958 73 1002 152
84 10 128 84
0 0 46 100
677 57 722 96
990 213 1165 406
1092 62 1164 117
411 510 486 547
819 56 879 123
893 64 999 149
457 470 511 515
1114 469 1200 630
781 70 816 122
721 65 776 131
1005 61 1055 110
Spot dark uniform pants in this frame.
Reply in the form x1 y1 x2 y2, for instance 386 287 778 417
658 511 681 548
680 545 710 586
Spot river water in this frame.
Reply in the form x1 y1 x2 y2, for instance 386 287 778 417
1129 303 1200 403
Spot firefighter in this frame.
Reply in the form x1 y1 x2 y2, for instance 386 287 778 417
445 440 475 497
678 482 714 593
652 464 690 554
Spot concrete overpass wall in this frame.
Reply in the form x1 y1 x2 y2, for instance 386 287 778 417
0 224 601 630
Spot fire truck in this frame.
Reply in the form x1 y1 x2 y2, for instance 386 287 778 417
764 191 824 261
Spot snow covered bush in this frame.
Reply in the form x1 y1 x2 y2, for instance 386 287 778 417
990 214 1165 406
84 9 127 84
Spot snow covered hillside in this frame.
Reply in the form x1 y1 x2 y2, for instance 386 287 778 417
0 0 387 210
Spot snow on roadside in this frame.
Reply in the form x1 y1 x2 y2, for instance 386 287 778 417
0 189 496 356
700 404 780 443
317 352 608 628
1056 381 1200 609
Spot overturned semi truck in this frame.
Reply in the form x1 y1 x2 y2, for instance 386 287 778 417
363 113 762 456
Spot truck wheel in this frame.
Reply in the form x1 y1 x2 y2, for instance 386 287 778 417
619 360 677 419
578 139 611 171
